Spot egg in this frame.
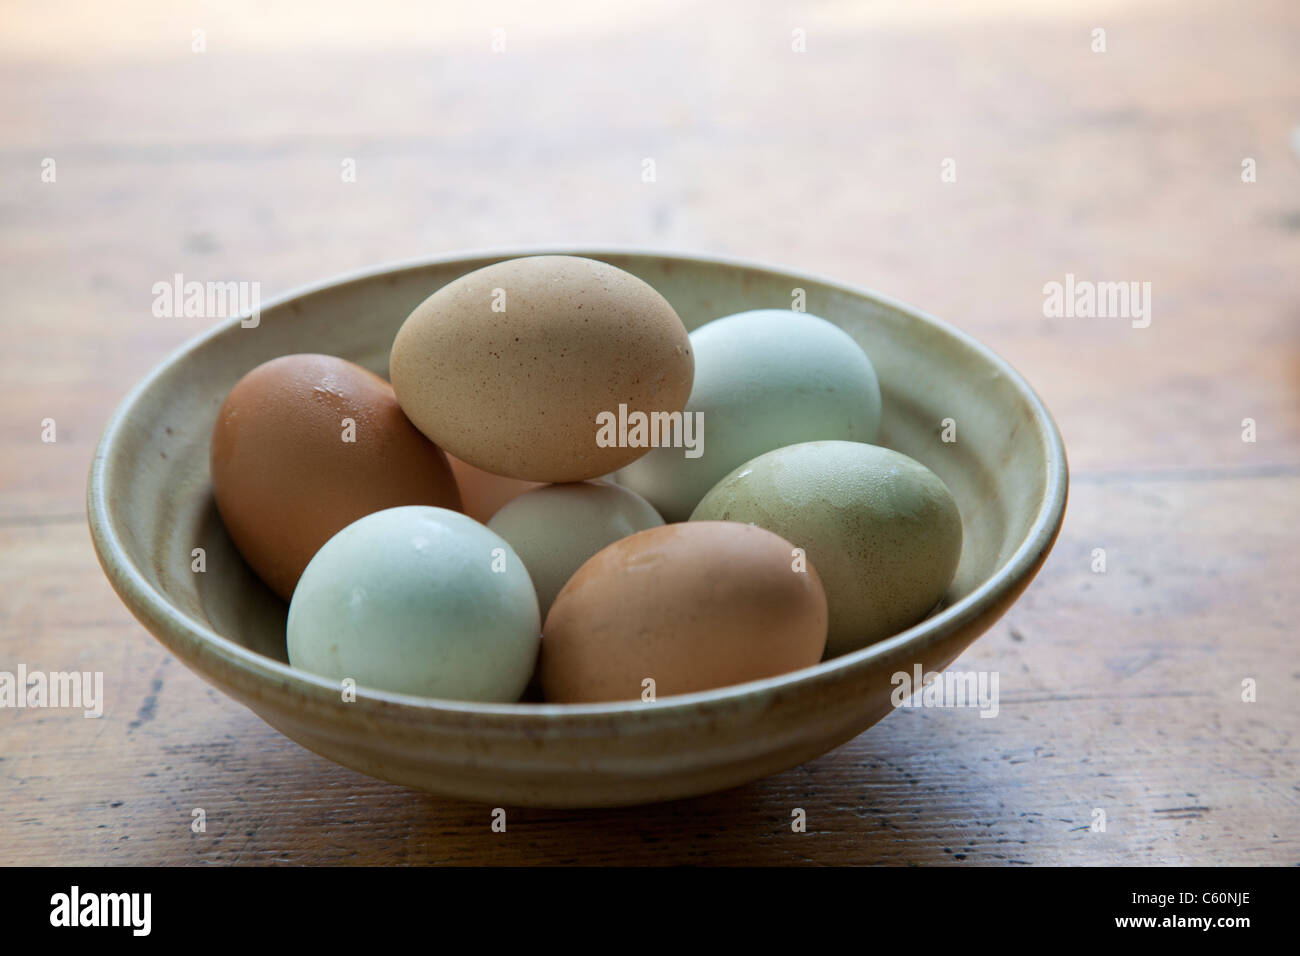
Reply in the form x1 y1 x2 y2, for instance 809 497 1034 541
210 354 461 601
390 255 694 483
690 440 962 657
616 309 882 521
446 453 543 523
487 480 663 617
287 506 540 702
539 522 827 703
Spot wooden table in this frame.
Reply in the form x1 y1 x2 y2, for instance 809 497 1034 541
3 0 1296 865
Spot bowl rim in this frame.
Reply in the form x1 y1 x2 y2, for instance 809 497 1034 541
87 245 1069 730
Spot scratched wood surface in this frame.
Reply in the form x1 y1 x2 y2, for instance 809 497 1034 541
2 0 1297 865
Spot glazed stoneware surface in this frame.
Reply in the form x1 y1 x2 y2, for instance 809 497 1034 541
87 248 1068 808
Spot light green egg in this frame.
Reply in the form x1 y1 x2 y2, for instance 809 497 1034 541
616 309 881 522
690 440 962 657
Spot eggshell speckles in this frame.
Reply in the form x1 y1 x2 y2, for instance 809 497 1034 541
617 309 882 521
287 506 540 702
690 440 963 657
487 480 663 617
539 522 828 703
210 353 461 601
390 256 694 482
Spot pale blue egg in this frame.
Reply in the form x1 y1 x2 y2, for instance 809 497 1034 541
617 309 881 521
287 506 540 702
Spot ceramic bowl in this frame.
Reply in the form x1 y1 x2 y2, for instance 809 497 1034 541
87 248 1068 808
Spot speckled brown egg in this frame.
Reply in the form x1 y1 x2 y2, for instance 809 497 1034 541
539 521 828 703
389 256 694 482
210 353 461 601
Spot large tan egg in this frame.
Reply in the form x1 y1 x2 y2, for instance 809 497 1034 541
539 522 828 703
390 255 694 482
210 354 461 601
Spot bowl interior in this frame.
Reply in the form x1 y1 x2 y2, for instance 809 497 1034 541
97 250 1056 694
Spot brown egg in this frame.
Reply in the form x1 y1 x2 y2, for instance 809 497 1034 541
539 522 828 703
390 255 694 482
210 353 461 601
445 453 543 523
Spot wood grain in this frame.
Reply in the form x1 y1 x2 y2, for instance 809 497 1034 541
1 0 1297 865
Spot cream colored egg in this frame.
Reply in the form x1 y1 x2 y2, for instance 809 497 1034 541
487 480 663 617
446 452 543 523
